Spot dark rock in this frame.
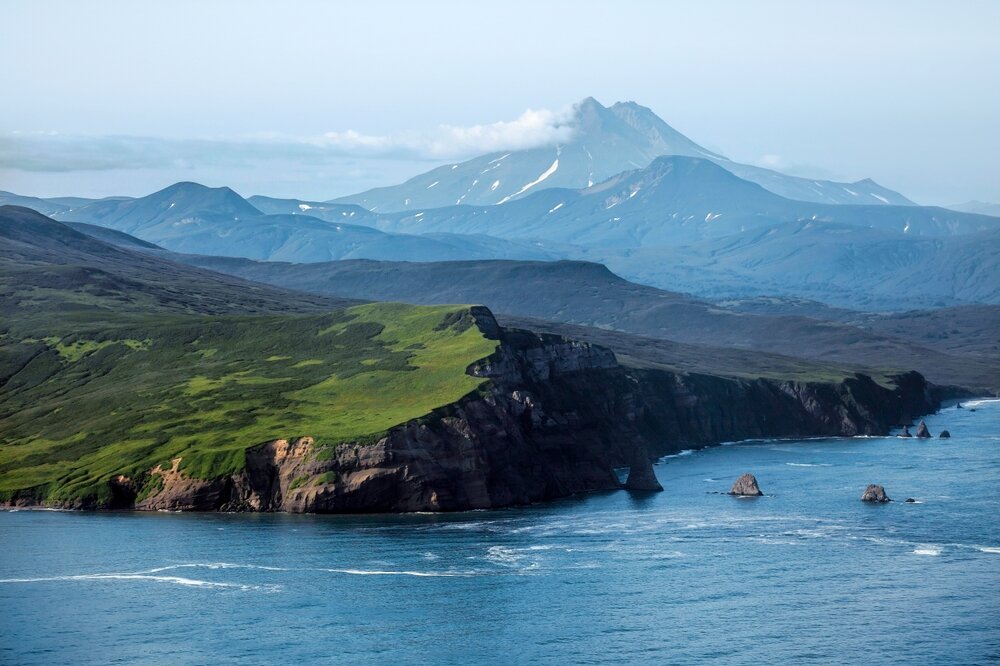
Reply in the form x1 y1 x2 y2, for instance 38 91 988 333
625 450 663 492
861 484 891 503
905 498 917 503
728 473 763 496
899 425 912 438
915 420 932 438
939 430 951 438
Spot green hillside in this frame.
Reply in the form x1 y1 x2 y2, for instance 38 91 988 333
0 207 498 506
0 303 497 505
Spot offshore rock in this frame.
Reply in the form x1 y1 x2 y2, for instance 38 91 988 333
899 425 913 437
861 484 891 503
625 448 663 491
939 430 951 438
728 473 763 496
915 421 932 438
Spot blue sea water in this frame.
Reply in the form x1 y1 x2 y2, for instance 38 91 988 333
1 400 998 665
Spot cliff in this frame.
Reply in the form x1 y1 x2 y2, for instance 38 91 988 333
126 308 938 513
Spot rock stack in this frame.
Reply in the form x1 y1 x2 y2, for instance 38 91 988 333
861 484 891 503
899 425 912 438
728 473 763 496
625 449 663 492
939 430 951 438
915 421 932 438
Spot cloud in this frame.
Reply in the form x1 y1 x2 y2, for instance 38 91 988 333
1 105 580 173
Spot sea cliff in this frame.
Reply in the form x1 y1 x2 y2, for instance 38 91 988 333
121 308 938 513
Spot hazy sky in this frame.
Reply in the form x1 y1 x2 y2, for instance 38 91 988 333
1 0 997 204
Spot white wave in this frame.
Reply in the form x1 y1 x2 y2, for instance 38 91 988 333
785 463 832 467
978 547 1000 554
0 573 277 591
661 449 695 459
913 546 942 556
321 568 468 577
141 562 289 573
962 398 1000 408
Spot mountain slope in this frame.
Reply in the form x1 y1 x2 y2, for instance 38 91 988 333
52 182 562 262
593 221 1000 308
333 97 913 211
948 201 1000 217
0 205 352 321
169 253 999 392
367 156 998 246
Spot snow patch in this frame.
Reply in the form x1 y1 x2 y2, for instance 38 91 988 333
548 202 564 214
426 181 439 189
497 159 559 204
871 193 890 204
490 180 501 192
298 204 312 211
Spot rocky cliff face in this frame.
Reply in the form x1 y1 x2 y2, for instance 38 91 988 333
80 309 942 512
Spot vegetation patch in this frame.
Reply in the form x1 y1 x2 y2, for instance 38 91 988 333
0 303 497 506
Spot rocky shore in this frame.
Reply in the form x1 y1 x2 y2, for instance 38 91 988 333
12 308 941 513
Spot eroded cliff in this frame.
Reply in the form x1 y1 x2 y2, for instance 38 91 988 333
126 308 938 513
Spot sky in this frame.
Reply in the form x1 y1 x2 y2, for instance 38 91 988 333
1 0 998 204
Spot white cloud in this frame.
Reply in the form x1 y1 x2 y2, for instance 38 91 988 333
1 105 582 173
309 106 578 159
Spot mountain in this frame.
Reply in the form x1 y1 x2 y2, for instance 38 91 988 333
333 97 914 211
365 156 996 246
16 158 996 309
592 221 1000 309
948 200 1000 217
52 182 562 262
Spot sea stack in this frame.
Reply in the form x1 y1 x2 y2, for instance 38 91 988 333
861 484 891 503
728 473 763 496
939 430 951 438
915 421 932 438
899 425 912 438
625 451 663 492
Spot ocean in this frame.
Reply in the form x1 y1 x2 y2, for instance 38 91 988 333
2 399 998 664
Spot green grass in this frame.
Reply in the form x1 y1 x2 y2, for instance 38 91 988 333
0 302 497 505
